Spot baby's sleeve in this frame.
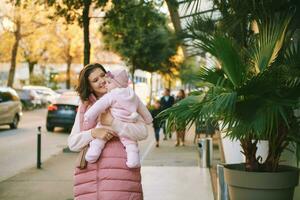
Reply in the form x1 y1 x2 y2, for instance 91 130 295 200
84 94 113 124
137 98 153 124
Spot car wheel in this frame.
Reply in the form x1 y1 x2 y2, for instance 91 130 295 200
10 115 19 129
46 124 54 132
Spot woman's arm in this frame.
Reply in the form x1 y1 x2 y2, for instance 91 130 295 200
68 111 94 152
101 112 148 141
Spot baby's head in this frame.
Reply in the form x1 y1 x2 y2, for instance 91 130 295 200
105 69 129 91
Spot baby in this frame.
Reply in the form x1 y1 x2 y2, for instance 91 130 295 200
83 69 153 168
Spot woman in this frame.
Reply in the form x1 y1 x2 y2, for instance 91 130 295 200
150 99 162 147
175 89 186 146
68 63 143 200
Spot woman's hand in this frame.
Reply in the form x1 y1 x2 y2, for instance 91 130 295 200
91 127 114 141
100 111 114 126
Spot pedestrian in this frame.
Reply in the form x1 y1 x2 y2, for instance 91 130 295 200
174 89 186 146
150 99 162 147
83 69 152 168
206 117 219 137
160 88 174 140
68 63 143 200
194 119 206 143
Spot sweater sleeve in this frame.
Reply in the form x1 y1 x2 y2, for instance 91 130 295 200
137 98 153 124
68 110 94 152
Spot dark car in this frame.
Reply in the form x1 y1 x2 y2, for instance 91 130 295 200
46 91 79 132
0 87 22 129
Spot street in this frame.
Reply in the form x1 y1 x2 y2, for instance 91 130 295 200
0 109 69 182
0 121 213 200
0 108 156 182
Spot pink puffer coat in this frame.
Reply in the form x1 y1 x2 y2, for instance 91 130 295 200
73 96 143 200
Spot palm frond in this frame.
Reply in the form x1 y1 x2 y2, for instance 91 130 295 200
157 95 205 132
238 62 300 101
186 14 217 38
200 88 237 117
250 12 294 73
284 41 300 70
188 33 247 87
197 65 233 89
179 0 206 16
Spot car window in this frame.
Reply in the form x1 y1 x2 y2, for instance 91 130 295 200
1 91 13 102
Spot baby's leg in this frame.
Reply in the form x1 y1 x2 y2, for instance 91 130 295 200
85 138 107 163
120 137 140 168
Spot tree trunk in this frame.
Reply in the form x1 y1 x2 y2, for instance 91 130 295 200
149 72 153 105
7 19 21 87
165 0 187 58
165 0 181 34
131 66 135 91
83 0 91 66
66 58 72 89
240 138 260 172
28 61 37 83
263 122 289 172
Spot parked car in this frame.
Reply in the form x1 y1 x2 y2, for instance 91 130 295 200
55 89 71 95
15 88 42 110
23 85 60 105
46 91 79 132
0 87 22 129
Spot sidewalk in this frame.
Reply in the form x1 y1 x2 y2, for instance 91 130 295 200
0 131 214 200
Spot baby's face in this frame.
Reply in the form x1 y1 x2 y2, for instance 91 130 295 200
105 77 118 92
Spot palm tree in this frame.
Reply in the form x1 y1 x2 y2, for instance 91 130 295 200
159 3 300 172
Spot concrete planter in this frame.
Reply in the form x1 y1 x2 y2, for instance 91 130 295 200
224 164 299 200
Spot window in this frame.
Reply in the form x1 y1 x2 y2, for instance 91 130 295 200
1 92 12 102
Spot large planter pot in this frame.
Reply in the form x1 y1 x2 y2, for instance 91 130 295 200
224 164 299 200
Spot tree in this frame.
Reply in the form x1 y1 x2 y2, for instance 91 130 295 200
0 32 14 62
178 56 201 90
135 25 180 102
46 0 108 66
160 0 300 172
101 0 178 91
19 28 48 83
0 1 48 87
53 23 83 89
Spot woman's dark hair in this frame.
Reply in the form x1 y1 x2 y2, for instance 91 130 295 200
76 63 106 102
178 89 185 98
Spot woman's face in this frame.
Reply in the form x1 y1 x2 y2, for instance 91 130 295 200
177 91 183 97
88 68 107 97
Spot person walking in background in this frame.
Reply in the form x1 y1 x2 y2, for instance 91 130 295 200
174 89 186 146
194 119 206 143
68 63 143 200
160 88 174 140
150 100 162 147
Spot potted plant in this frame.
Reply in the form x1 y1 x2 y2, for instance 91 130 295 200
159 4 300 200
